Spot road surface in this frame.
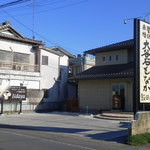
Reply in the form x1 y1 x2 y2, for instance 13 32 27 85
0 112 149 150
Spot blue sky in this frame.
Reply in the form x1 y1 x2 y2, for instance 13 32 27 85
0 0 150 55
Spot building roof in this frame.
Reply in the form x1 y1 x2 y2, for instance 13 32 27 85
85 39 134 55
0 21 43 45
40 46 64 56
50 46 75 58
70 63 133 80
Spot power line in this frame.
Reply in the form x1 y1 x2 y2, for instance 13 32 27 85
0 0 31 9
34 0 68 7
0 0 67 13
0 0 88 54
1 8 81 55
32 0 89 14
0 0 89 16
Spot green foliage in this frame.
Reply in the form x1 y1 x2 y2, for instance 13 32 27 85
127 133 150 146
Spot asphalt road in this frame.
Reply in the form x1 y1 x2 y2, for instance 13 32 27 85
0 112 149 150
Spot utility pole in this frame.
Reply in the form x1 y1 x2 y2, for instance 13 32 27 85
32 0 35 39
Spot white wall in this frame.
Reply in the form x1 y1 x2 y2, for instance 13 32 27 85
40 49 69 103
40 49 59 89
40 49 59 103
59 55 69 101
0 39 33 54
0 38 40 89
60 55 68 66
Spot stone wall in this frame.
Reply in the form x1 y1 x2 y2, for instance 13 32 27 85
129 111 150 136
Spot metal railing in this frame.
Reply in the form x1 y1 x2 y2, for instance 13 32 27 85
0 60 39 72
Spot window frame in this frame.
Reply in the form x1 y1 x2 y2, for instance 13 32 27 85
42 55 49 66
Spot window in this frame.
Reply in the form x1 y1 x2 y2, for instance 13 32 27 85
42 55 48 65
116 55 119 61
0 50 13 62
112 84 125 96
112 84 125 110
109 56 112 61
14 52 29 63
102 56 106 62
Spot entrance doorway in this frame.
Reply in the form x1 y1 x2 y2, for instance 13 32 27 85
112 84 125 110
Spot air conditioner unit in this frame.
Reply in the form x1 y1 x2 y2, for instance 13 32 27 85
15 65 22 71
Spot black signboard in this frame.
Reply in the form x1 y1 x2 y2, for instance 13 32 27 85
10 86 27 101
0 86 27 101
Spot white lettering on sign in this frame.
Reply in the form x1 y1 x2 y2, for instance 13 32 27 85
12 94 26 99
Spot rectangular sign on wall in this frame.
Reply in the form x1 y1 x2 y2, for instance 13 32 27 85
10 86 27 101
0 86 27 101
139 20 150 103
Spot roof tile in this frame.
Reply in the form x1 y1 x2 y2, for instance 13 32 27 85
70 63 133 80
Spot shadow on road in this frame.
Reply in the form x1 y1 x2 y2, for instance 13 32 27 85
86 129 128 144
0 124 89 133
0 122 128 144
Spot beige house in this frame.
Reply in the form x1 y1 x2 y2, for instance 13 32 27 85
71 39 135 112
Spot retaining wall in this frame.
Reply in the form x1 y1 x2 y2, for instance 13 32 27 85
129 111 150 136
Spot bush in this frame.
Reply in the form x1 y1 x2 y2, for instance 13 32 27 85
127 133 150 146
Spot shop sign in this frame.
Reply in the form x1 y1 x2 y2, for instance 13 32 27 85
139 20 150 103
0 86 26 100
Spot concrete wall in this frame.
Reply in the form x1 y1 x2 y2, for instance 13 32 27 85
129 111 150 136
59 65 69 102
78 78 133 111
40 49 59 90
0 38 34 54
59 55 69 102
38 48 70 111
96 49 128 66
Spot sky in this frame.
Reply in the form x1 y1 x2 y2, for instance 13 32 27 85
0 0 150 55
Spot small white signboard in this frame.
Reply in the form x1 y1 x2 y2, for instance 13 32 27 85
139 20 150 103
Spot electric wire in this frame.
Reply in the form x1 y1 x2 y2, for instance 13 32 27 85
0 0 88 16
1 8 81 55
0 0 31 9
0 0 68 13
0 0 88 55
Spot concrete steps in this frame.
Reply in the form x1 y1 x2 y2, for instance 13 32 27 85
94 111 134 121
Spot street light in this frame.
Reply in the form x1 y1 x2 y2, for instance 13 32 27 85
144 12 150 22
124 12 150 24
123 17 143 24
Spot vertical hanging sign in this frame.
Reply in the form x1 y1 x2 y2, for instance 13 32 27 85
139 20 150 103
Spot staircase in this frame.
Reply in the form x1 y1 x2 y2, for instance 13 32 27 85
94 111 134 121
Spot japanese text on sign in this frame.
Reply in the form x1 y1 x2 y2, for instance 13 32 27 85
140 21 150 103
